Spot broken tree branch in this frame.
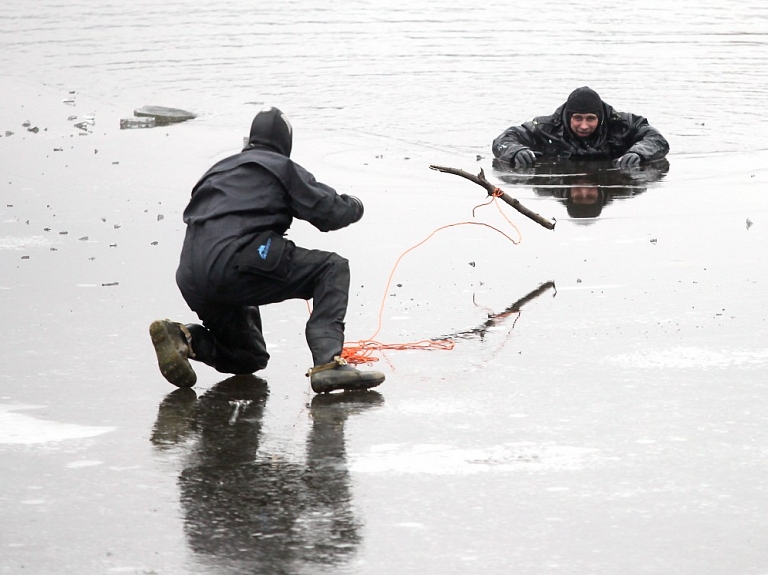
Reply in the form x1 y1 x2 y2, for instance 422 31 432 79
429 165 556 230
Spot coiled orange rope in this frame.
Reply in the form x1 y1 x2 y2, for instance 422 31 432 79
340 192 522 365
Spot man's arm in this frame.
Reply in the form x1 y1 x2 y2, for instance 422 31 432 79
285 162 364 232
622 114 670 162
492 121 540 164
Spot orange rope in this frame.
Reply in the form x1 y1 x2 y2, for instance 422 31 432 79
341 194 522 364
341 338 456 365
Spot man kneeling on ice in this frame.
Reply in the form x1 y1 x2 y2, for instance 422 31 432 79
149 107 384 393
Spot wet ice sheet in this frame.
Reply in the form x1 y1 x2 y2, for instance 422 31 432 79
606 346 768 369
352 442 599 475
1 1 768 573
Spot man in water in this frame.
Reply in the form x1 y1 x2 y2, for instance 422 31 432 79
149 107 385 394
492 86 669 169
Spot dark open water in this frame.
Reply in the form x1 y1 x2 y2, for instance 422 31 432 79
2 0 768 154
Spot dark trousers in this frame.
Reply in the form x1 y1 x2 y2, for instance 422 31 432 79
182 246 350 374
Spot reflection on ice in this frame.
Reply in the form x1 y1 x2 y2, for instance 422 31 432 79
151 376 385 573
492 158 669 220
0 404 115 444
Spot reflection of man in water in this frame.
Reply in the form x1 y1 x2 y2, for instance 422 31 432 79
151 376 382 574
567 181 603 218
492 86 669 169
493 158 670 219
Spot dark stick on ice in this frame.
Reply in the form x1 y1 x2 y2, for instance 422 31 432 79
429 164 556 230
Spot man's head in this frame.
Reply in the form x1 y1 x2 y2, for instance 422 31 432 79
565 86 603 138
245 107 293 157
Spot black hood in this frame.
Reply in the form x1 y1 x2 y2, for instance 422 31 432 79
564 86 603 118
244 107 293 157
562 86 607 141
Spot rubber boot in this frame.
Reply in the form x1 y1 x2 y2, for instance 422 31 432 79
307 357 385 394
184 323 218 368
149 319 197 388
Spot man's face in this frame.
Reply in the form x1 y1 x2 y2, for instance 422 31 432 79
569 113 599 138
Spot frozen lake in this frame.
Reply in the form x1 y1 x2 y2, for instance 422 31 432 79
1 1 768 573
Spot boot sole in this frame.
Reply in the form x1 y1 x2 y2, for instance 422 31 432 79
310 373 385 394
149 320 197 388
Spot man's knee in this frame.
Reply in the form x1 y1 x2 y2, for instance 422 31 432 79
235 355 269 374
325 253 350 281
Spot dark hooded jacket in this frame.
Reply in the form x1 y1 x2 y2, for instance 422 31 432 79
492 99 669 164
176 108 363 295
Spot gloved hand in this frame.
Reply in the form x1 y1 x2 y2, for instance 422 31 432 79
514 148 536 167
615 152 641 169
348 195 364 221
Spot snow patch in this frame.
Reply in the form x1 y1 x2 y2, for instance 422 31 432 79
0 404 115 444
0 236 55 250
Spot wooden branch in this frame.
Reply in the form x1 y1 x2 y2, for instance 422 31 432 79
429 164 556 230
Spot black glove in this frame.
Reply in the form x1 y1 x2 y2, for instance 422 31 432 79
514 148 536 167
615 152 641 169
348 195 364 221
